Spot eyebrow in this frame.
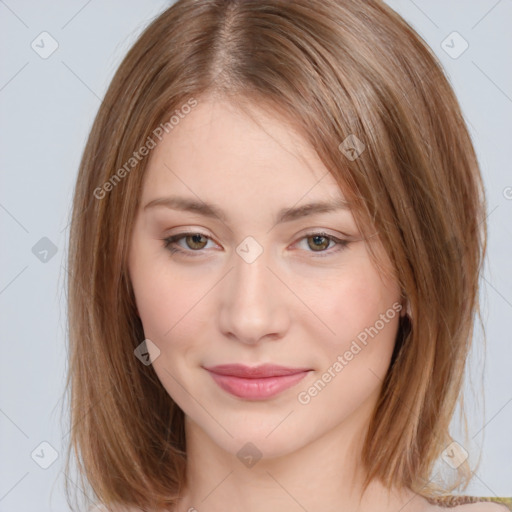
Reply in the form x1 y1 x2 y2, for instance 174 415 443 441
143 195 351 224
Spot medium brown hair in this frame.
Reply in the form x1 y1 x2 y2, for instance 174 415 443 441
63 0 487 510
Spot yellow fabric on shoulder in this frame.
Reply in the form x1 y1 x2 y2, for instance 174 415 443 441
425 496 512 510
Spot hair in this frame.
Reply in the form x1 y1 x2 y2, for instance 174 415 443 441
63 0 487 510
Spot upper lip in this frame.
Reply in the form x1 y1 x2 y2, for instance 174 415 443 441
203 364 311 379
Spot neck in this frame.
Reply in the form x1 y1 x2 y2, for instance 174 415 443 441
173 406 427 512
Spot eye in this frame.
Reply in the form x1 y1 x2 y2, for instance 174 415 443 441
162 232 216 256
162 231 349 258
295 231 349 257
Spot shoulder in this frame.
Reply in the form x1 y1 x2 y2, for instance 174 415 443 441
425 497 512 512
451 503 511 512
88 504 145 512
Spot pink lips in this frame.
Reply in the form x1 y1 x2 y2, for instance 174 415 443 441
203 364 311 400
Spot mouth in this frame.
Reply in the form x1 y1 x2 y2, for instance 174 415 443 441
203 364 312 400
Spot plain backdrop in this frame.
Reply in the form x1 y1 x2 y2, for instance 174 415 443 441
0 1 511 510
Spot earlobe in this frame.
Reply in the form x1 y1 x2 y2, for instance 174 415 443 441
400 297 412 319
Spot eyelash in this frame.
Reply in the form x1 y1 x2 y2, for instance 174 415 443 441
162 231 349 258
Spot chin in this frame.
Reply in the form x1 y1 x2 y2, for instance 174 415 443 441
188 407 311 461
224 429 306 462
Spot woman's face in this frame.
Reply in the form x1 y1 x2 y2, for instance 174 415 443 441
128 95 403 458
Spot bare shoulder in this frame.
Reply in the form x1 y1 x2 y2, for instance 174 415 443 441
89 504 146 512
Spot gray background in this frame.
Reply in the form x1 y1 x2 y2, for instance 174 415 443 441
0 1 511 510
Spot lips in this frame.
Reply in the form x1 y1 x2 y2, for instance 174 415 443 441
204 363 311 378
203 364 312 400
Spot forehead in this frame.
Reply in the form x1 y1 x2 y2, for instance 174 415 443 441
140 97 349 209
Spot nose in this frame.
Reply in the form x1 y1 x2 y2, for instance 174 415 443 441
217 247 291 346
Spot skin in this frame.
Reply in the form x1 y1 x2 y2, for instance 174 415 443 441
127 95 501 512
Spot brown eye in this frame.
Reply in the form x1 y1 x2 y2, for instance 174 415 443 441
307 234 331 251
295 231 349 258
184 233 208 250
163 232 213 256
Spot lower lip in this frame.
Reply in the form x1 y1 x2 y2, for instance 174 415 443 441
206 371 310 400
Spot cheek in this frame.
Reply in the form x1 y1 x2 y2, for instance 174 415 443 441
315 263 397 344
129 242 177 344
129 247 213 364
134 273 193 344
301 270 400 418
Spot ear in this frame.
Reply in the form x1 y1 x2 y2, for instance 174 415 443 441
400 298 411 319
400 297 411 317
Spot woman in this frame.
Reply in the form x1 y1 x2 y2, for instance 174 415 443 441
64 0 510 510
